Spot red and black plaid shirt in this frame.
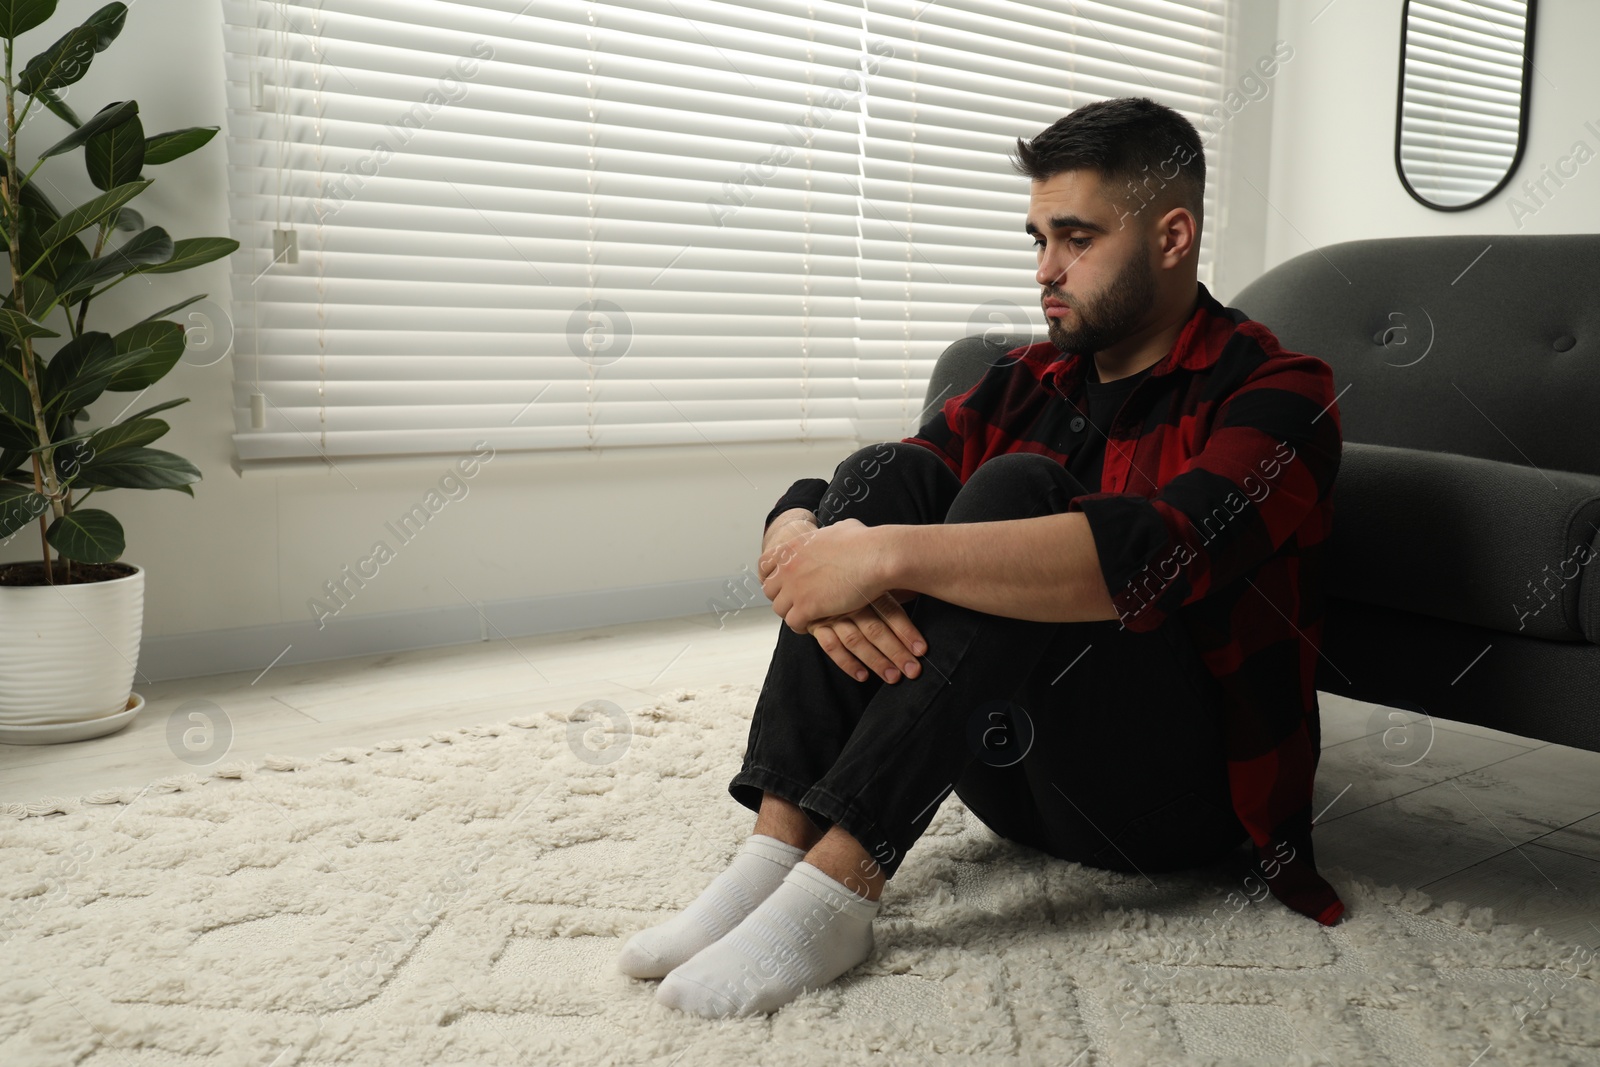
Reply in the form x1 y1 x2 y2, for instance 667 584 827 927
771 281 1345 925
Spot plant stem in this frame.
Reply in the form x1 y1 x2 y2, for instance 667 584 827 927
4 40 65 584
73 222 111 337
30 452 52 585
36 511 49 581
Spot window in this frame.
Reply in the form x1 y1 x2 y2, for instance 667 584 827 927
220 0 1230 466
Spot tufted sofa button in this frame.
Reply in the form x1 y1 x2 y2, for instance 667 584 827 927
1553 335 1576 352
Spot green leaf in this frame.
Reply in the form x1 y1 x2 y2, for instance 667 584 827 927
114 206 142 231
85 107 144 191
135 293 206 326
48 432 91 483
41 331 116 415
47 507 124 563
18 24 101 96
81 3 127 52
106 320 183 392
19 173 63 223
15 204 55 284
0 421 32 454
33 86 81 127
115 396 189 424
41 230 92 300
0 347 33 427
0 352 35 450
73 445 200 492
37 98 136 161
0 447 29 480
34 428 93 452
38 180 152 253
50 225 172 296
143 125 218 165
88 416 167 453
0 480 51 538
19 273 55 321
0 309 61 344
0 0 57 40
133 236 238 276
56 415 163 484
0 389 34 438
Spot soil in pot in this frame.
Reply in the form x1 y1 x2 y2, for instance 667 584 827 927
0 561 139 586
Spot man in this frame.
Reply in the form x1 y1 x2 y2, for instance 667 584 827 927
617 96 1345 1019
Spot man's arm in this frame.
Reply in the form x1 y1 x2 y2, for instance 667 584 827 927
878 512 1118 623
875 339 1340 629
1072 341 1340 633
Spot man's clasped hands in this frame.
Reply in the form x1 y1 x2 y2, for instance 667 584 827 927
756 514 928 686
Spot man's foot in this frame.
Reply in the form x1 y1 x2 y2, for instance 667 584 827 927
654 860 879 1017
616 833 806 979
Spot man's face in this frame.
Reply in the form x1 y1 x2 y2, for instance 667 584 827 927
1025 169 1156 357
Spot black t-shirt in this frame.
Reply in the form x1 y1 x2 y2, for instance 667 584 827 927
1064 362 1153 494
763 358 1157 531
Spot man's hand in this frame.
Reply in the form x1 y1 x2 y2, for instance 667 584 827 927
761 508 820 559
758 517 894 634
808 590 927 684
759 510 926 682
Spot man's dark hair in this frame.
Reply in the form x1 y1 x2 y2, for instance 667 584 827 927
1011 97 1205 239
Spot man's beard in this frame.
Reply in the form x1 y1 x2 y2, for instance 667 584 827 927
1043 246 1157 356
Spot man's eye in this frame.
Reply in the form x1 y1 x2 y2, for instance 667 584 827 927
1032 236 1092 251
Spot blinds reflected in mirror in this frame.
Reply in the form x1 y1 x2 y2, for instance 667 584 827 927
1396 0 1536 210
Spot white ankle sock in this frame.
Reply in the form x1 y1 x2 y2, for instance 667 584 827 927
616 833 806 979
655 860 880 1017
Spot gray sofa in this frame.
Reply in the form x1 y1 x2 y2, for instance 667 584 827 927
927 234 1600 753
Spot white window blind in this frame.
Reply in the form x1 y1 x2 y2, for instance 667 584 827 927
219 0 1230 465
1398 0 1530 207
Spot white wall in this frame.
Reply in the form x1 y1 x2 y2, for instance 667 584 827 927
1262 0 1597 268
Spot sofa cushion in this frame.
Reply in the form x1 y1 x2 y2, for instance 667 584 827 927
1330 443 1600 643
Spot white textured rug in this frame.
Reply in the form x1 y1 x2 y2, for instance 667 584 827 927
2 681 1596 1067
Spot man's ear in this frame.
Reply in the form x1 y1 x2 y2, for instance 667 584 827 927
1156 205 1197 266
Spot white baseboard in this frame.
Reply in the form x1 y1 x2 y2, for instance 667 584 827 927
135 575 752 683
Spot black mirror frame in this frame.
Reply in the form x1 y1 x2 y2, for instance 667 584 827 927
1394 0 1539 212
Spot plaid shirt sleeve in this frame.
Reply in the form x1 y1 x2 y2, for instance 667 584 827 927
1069 328 1342 633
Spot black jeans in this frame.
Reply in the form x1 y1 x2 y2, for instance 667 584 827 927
729 442 1250 881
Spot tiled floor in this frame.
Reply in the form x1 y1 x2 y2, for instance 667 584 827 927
4 608 1598 950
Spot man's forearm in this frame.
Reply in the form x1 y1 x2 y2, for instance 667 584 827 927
880 512 1119 624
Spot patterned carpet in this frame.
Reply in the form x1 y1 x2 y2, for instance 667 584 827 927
2 682 1595 1066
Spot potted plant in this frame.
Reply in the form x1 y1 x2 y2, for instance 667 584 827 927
0 1 238 743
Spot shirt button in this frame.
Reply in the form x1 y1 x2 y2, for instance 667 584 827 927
1069 416 1086 432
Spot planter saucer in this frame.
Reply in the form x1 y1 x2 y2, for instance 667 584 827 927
0 692 146 746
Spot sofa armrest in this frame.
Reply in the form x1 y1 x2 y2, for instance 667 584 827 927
1328 443 1600 642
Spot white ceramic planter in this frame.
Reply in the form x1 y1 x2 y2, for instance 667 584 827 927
0 563 145 745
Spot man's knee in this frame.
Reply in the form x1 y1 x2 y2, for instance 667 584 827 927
817 441 941 522
946 452 1070 523
836 440 943 477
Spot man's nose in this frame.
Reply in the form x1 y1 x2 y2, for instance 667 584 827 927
1036 252 1070 289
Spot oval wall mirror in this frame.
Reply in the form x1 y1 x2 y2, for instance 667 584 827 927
1395 0 1537 210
